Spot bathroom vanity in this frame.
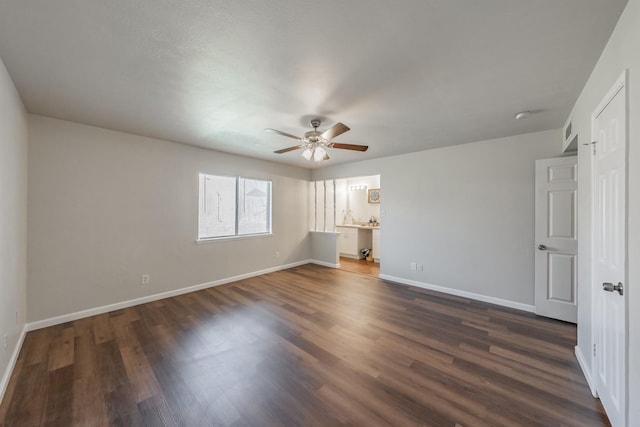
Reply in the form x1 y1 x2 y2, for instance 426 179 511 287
336 224 379 259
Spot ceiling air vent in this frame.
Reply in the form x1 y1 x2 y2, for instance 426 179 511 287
562 115 577 153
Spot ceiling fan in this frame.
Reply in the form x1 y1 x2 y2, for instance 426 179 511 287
266 119 368 162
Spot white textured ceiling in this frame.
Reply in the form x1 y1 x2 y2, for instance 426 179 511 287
0 0 628 168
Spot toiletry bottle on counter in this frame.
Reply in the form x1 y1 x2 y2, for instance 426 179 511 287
344 210 353 225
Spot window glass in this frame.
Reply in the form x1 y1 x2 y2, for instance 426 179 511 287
238 177 271 235
199 174 237 238
198 174 271 239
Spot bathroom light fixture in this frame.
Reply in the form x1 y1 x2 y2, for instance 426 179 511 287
349 185 367 191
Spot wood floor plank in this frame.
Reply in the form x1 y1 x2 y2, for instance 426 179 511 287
71 376 109 427
47 326 75 372
0 264 609 426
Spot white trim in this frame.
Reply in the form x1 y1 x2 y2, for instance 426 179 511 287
378 274 536 313
339 254 362 260
575 345 597 397
26 260 311 331
592 71 627 120
0 324 27 405
196 232 273 244
310 260 340 269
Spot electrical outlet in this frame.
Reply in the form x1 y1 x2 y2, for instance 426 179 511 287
141 274 150 285
3 334 7 352
410 262 417 271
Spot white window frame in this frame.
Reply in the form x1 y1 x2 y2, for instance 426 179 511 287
197 173 272 242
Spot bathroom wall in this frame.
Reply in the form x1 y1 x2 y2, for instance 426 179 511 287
336 175 381 225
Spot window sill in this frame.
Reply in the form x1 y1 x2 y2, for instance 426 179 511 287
196 233 273 244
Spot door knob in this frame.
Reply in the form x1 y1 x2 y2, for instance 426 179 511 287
537 244 547 251
602 282 624 296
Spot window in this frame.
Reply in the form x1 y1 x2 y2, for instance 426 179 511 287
198 174 272 240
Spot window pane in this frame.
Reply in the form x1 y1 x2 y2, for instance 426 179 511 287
198 174 236 238
238 178 271 235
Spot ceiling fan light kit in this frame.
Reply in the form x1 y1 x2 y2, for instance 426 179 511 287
301 145 329 162
266 119 368 162
301 147 313 161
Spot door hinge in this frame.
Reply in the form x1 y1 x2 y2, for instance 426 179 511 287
593 343 596 358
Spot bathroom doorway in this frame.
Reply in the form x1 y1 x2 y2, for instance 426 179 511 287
308 174 381 277
335 175 380 277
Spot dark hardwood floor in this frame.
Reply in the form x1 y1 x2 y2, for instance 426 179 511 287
339 256 380 276
0 264 608 426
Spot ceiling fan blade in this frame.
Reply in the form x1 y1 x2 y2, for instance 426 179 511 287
274 144 306 154
265 128 303 141
329 143 368 152
321 122 350 141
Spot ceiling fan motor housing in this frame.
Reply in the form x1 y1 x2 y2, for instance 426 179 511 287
304 130 323 142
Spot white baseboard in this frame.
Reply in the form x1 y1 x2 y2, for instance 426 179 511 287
378 274 536 313
310 259 340 268
340 254 362 260
27 259 312 332
575 345 597 397
0 324 27 405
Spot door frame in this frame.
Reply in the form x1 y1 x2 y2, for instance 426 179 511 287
590 70 628 420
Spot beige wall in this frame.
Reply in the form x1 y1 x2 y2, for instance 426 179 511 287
0 57 28 399
313 129 562 308
568 0 640 422
27 115 311 322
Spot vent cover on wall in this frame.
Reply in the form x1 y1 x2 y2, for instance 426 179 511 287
562 116 578 152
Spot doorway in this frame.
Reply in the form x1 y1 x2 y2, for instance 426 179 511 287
308 174 381 277
335 175 381 277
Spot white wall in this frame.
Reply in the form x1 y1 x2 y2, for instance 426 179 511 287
313 129 561 308
0 57 28 400
27 116 311 322
567 0 640 422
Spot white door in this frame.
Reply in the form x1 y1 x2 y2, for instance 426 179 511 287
592 73 627 427
534 156 578 323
